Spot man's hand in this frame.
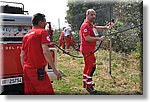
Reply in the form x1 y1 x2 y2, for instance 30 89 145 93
106 22 115 29
53 69 62 80
97 36 106 41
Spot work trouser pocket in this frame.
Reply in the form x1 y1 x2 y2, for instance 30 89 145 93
37 68 45 80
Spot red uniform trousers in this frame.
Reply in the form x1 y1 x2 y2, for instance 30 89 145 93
82 52 96 88
64 35 76 51
23 66 54 95
58 38 65 49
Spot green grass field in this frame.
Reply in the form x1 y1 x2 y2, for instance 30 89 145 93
52 50 142 95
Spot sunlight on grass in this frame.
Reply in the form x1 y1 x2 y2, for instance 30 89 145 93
53 50 142 95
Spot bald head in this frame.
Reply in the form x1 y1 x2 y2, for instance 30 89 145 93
86 9 96 16
86 9 96 22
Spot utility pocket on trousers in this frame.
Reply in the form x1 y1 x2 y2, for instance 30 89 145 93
37 68 45 80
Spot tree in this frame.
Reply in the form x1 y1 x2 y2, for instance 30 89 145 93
65 0 143 53
66 0 115 31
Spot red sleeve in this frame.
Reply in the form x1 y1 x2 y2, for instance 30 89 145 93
82 24 90 37
41 30 51 44
93 25 96 29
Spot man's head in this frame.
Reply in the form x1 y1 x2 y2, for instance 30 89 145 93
32 13 47 28
86 9 96 22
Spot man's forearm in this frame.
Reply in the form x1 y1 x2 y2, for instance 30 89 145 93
44 51 56 69
42 44 56 70
85 35 102 42
96 26 109 31
20 50 24 68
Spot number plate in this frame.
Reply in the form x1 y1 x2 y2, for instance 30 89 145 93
1 77 22 86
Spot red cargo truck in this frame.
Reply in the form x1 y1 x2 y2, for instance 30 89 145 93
0 1 56 94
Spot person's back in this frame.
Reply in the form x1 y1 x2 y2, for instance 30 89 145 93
23 27 49 68
20 13 61 95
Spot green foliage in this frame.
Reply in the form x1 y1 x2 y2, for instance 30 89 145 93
131 42 142 59
66 1 114 30
65 1 143 54
52 29 61 44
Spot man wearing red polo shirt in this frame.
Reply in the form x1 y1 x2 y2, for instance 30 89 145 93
80 9 114 94
20 13 61 95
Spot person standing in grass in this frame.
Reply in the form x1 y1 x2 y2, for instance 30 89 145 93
20 13 62 95
80 9 114 94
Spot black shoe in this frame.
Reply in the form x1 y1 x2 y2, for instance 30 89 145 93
86 87 97 95
92 83 95 87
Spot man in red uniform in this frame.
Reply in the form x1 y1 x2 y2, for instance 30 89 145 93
80 9 114 94
20 13 62 95
64 24 78 53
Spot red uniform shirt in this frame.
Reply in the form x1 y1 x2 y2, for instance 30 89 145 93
22 26 51 68
80 19 96 53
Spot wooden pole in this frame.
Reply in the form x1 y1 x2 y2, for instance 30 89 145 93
109 36 112 75
109 5 112 75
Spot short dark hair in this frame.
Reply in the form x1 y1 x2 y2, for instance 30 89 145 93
32 13 46 26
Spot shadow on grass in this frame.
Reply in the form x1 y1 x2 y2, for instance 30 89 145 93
54 90 143 95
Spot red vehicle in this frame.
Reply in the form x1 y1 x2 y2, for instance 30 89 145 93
0 1 56 94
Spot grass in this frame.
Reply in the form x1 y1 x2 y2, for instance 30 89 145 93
52 50 142 95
